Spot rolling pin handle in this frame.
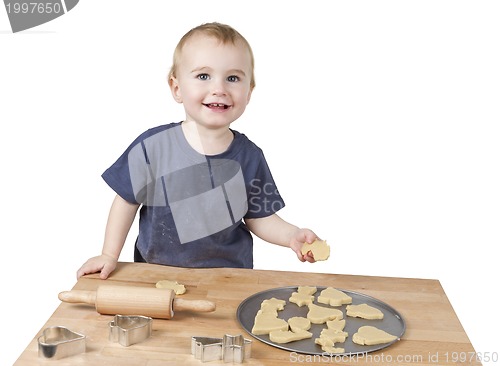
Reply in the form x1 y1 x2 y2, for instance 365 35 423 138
173 298 216 313
58 290 97 305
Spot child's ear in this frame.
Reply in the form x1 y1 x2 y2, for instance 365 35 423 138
246 88 253 105
169 75 183 103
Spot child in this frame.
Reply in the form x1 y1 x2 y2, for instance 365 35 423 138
77 22 320 280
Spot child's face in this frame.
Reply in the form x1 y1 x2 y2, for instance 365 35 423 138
170 34 253 130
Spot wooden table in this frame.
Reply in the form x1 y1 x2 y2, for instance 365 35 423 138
15 262 480 365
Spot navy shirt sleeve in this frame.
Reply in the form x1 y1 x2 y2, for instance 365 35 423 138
102 154 137 204
101 125 171 204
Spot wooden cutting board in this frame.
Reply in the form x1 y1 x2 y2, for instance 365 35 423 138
14 262 481 365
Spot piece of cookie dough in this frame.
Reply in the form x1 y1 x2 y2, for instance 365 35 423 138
346 303 384 320
155 280 186 295
352 326 397 346
317 328 348 343
314 335 346 354
321 345 345 354
314 326 349 353
289 286 317 307
252 297 289 335
252 312 289 335
257 303 279 316
326 319 346 331
296 286 317 295
307 303 343 324
261 298 287 311
289 292 315 307
288 317 311 332
269 329 313 344
317 287 352 306
300 239 330 261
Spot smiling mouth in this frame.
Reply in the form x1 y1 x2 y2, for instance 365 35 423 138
204 103 230 110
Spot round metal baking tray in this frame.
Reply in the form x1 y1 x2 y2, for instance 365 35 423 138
236 286 405 355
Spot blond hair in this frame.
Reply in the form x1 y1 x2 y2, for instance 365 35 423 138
168 22 256 90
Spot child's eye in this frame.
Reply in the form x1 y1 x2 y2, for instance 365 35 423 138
197 73 210 81
227 75 239 82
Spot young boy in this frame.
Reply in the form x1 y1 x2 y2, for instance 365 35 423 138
77 22 320 280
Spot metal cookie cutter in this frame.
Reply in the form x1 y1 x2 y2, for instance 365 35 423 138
191 336 223 362
109 314 153 347
222 334 252 363
191 334 252 363
38 326 86 360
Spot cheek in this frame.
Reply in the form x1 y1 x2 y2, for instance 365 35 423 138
179 87 202 104
236 88 252 105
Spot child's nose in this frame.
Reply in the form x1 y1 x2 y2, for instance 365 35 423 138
211 79 227 96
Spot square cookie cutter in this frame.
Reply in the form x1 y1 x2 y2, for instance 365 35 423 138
109 314 153 347
38 326 86 360
191 334 252 363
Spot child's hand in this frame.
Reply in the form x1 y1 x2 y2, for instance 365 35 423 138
76 254 118 280
289 228 320 263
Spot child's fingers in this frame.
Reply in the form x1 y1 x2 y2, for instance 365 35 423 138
99 267 111 279
304 252 316 263
99 261 117 279
302 229 320 244
294 249 306 262
301 249 316 263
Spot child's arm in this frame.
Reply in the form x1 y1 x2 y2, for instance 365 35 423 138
245 214 318 263
77 195 140 279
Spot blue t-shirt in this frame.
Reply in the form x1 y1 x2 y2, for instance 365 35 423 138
102 122 285 268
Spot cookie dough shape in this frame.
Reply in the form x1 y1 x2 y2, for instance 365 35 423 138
252 312 289 335
257 303 279 316
321 345 345 354
288 317 311 332
352 326 397 346
296 286 317 295
315 333 346 354
155 280 186 295
314 325 349 354
301 239 330 261
318 328 348 343
289 292 314 307
317 287 352 306
346 303 384 320
307 303 343 324
261 298 286 311
326 319 346 331
269 329 313 344
289 285 318 307
252 297 288 335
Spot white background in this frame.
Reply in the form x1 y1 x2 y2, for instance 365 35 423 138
1 1 499 364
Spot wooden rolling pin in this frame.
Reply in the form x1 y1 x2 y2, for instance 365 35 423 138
58 285 216 319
